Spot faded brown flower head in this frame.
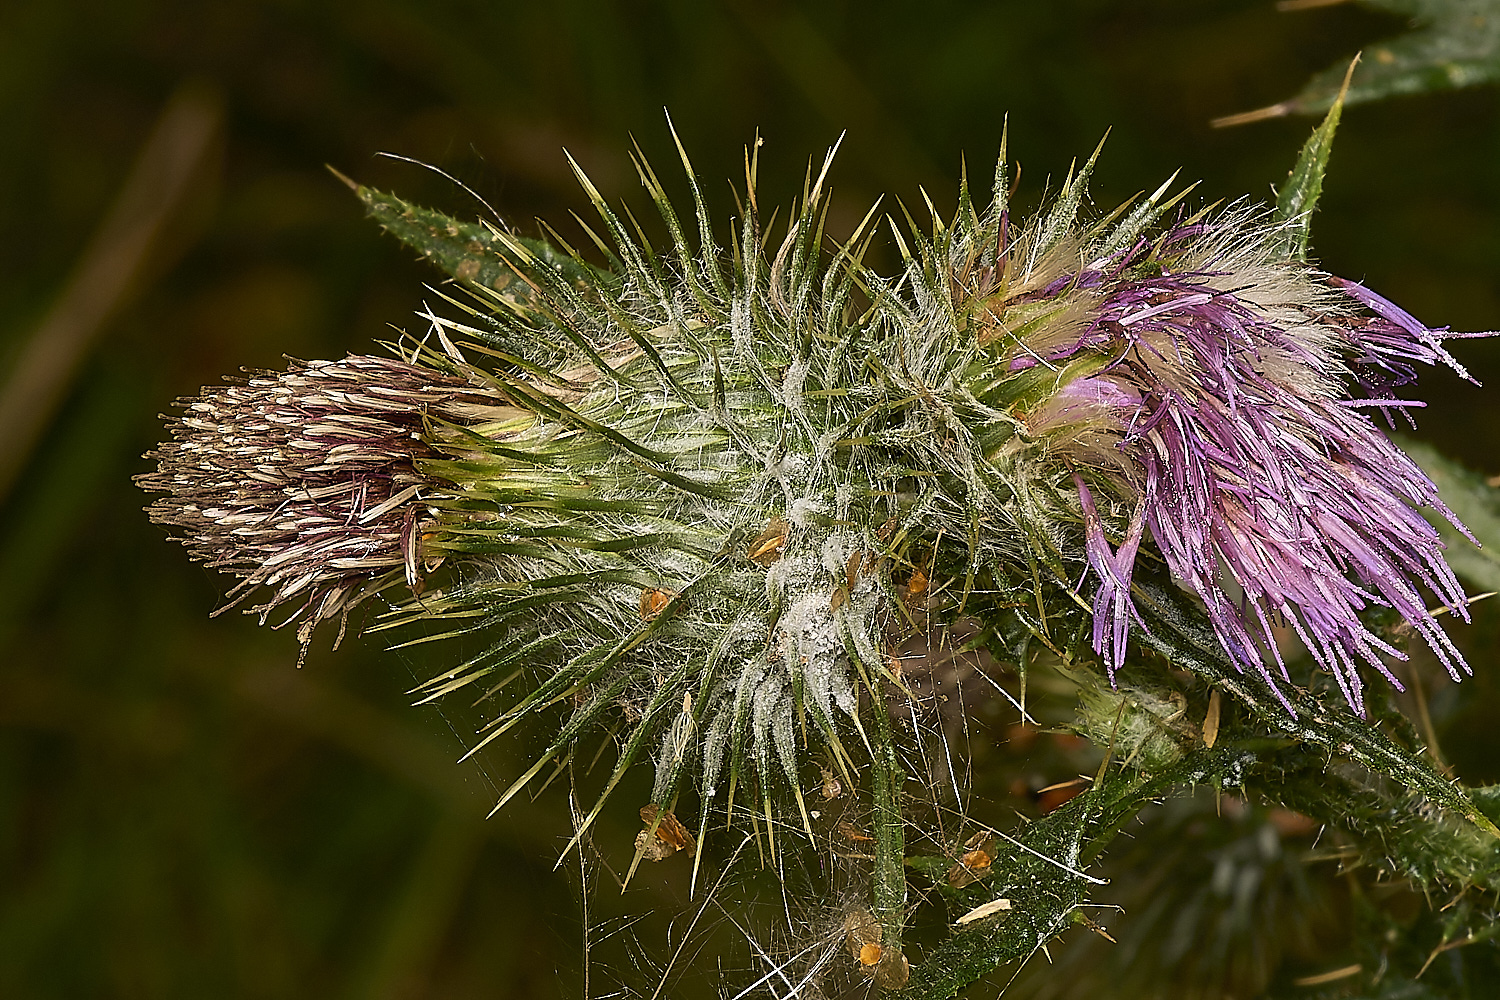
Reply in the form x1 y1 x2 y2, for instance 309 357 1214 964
139 354 498 657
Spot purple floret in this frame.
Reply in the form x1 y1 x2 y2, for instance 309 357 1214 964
1024 224 1488 714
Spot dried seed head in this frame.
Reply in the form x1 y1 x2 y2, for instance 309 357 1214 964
139 354 502 656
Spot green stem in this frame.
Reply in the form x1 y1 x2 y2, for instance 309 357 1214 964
1133 575 1500 839
870 679 910 988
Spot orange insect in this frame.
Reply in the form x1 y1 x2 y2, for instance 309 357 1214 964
638 588 676 620
946 830 998 888
836 819 873 844
634 804 695 861
843 907 883 969
746 517 789 566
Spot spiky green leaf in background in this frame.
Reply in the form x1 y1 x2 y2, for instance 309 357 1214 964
1400 436 1500 593
1223 0 1500 122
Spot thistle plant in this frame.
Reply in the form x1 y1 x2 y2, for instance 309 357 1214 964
141 100 1500 997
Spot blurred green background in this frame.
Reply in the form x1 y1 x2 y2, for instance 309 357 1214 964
6 1 1500 997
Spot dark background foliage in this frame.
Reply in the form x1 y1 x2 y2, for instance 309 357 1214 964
5 1 1500 996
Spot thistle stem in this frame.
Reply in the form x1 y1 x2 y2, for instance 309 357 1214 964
869 680 910 988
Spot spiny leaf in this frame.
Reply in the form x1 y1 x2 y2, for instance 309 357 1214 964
335 170 602 308
1273 56 1356 261
1224 0 1500 120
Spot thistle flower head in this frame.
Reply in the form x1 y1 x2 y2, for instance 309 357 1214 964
142 132 1491 865
958 198 1485 715
149 144 948 865
137 125 1500 998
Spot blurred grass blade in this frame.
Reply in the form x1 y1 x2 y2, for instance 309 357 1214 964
0 81 222 502
1398 436 1500 592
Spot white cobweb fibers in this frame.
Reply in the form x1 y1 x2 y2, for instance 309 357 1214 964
548 608 1108 999
395 563 1101 998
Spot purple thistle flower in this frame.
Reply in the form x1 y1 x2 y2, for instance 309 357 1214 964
1011 216 1490 714
1074 471 1149 681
